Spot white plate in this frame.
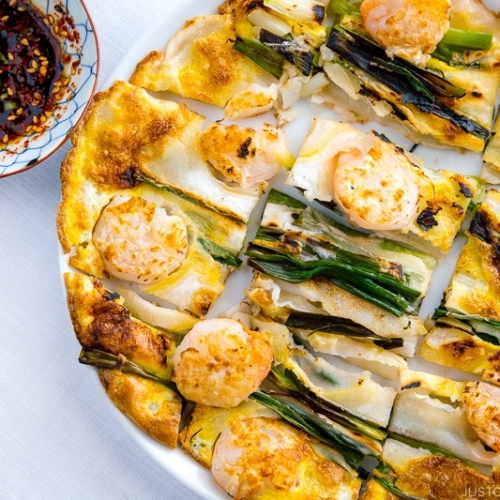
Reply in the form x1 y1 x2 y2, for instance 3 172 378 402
61 0 500 498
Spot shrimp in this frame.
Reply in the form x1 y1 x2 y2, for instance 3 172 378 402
223 83 278 120
211 416 359 499
360 0 451 66
92 195 188 284
332 134 432 231
171 318 273 408
199 122 288 187
463 380 500 452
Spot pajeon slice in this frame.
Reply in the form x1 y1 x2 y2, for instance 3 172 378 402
130 14 278 115
57 80 280 316
420 189 500 384
363 370 500 499
321 0 500 152
364 438 500 500
245 189 437 317
179 400 363 499
286 118 483 259
225 305 397 429
64 272 183 448
482 110 500 184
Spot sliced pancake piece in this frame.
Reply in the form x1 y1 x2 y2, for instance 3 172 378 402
130 14 277 109
363 438 500 500
64 272 179 378
99 369 182 449
364 368 500 498
57 80 269 315
246 272 427 359
420 189 500 384
179 400 363 499
227 304 397 428
482 110 500 184
245 189 437 317
286 118 483 259
64 272 183 447
322 0 500 152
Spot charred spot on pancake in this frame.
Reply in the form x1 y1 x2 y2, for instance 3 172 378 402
238 137 252 158
417 203 442 231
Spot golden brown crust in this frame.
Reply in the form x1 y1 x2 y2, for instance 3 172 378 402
99 369 182 448
217 0 263 18
454 236 500 320
393 455 500 499
64 272 175 379
360 479 399 500
129 15 275 108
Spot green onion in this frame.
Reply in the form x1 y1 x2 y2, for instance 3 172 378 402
246 248 415 317
78 348 180 394
259 29 316 76
373 477 427 500
371 57 435 101
285 311 404 349
3 100 18 111
197 238 242 268
250 391 368 470
327 0 362 16
438 27 493 53
326 26 488 139
233 36 285 79
269 365 388 441
246 189 431 317
263 0 326 25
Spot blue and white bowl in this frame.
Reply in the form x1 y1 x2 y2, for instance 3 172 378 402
0 0 99 177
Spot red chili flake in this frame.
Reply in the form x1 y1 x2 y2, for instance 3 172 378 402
0 0 79 145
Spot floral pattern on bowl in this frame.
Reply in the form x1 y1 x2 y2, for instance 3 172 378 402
0 0 99 177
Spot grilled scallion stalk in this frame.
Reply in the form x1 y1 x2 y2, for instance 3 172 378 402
269 364 388 441
285 311 405 349
326 26 489 140
249 391 373 471
233 36 285 79
263 0 326 25
197 238 242 268
327 0 361 16
433 28 493 63
429 190 500 346
259 29 316 76
245 189 433 317
433 308 500 346
79 348 180 394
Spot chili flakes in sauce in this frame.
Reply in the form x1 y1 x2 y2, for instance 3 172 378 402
0 0 69 145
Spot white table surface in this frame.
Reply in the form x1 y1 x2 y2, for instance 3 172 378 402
0 1 203 498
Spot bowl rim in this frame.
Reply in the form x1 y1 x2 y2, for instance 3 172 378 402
0 0 101 178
